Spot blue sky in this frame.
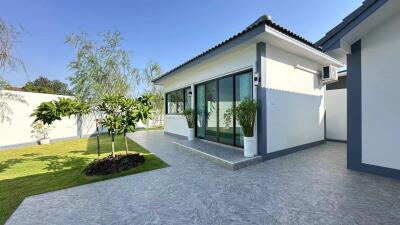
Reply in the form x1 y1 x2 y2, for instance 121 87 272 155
1 0 362 89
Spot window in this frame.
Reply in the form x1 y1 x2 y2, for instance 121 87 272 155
195 69 253 147
184 87 191 109
166 87 191 114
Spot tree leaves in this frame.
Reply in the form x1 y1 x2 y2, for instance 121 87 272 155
66 31 139 107
21 76 73 95
97 93 153 135
31 98 89 125
234 98 258 137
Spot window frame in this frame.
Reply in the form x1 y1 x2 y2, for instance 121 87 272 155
165 87 191 115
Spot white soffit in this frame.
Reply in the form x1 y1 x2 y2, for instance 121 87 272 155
257 26 343 67
344 1 400 46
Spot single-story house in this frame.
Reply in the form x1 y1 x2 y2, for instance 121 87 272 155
316 0 400 179
153 15 342 160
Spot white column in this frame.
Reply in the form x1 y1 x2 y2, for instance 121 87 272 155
191 84 195 109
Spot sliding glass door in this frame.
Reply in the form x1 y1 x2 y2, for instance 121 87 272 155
218 76 234 145
235 72 253 147
196 84 206 138
195 70 253 147
205 80 218 141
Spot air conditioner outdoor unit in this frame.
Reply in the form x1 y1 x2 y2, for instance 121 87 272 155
322 66 338 83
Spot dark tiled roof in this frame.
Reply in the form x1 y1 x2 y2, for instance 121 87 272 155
315 0 385 48
153 15 320 82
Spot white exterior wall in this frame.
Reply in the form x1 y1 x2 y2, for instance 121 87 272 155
361 12 400 170
161 44 256 137
164 115 189 137
266 45 325 153
0 91 98 148
326 89 347 141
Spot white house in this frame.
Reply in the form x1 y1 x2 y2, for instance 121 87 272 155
153 15 342 160
316 0 400 179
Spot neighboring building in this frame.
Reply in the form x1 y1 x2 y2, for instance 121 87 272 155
153 15 342 160
316 0 400 179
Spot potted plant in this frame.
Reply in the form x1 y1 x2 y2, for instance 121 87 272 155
235 98 258 157
183 108 196 141
31 121 53 145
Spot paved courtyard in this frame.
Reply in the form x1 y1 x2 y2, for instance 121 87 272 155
6 130 400 225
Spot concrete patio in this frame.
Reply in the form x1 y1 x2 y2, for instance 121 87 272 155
6 130 400 225
173 138 262 170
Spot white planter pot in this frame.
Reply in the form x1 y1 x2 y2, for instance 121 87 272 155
243 136 257 157
39 138 50 145
188 128 195 141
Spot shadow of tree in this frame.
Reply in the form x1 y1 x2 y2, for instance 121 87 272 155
0 159 25 173
32 155 90 172
21 153 40 157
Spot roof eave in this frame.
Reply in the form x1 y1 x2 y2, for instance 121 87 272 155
152 23 266 84
316 0 388 51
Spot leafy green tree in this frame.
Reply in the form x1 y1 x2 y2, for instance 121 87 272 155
31 101 60 125
66 31 139 107
31 98 90 126
97 93 154 156
119 98 137 154
22 76 73 95
141 62 164 125
135 93 153 125
0 18 26 123
97 94 124 157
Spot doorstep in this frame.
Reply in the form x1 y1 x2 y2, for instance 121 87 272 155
173 139 262 170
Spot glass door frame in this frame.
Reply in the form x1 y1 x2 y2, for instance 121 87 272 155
194 69 253 147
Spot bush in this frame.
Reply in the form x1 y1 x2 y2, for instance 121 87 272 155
235 98 258 137
183 108 196 128
85 153 145 176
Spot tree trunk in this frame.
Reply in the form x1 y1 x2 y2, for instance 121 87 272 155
96 119 100 160
111 132 115 157
124 133 129 155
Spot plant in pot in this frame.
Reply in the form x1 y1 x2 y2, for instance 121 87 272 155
183 108 196 141
31 121 53 145
30 101 60 144
234 98 258 157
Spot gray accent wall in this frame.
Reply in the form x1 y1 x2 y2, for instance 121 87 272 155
347 40 362 170
256 42 267 159
347 40 400 179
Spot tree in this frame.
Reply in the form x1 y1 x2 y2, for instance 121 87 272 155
97 94 124 157
98 93 154 156
31 98 89 125
66 31 139 107
22 76 73 95
141 62 164 125
119 98 137 154
0 18 26 123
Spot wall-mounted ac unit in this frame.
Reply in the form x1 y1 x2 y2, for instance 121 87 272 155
322 66 338 83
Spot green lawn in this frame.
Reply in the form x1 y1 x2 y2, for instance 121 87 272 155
0 134 168 224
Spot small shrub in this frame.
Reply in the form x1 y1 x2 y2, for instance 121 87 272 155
31 121 53 140
235 98 258 137
183 108 196 128
85 153 145 176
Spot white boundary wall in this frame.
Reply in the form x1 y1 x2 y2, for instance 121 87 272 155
326 89 347 141
0 90 98 148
